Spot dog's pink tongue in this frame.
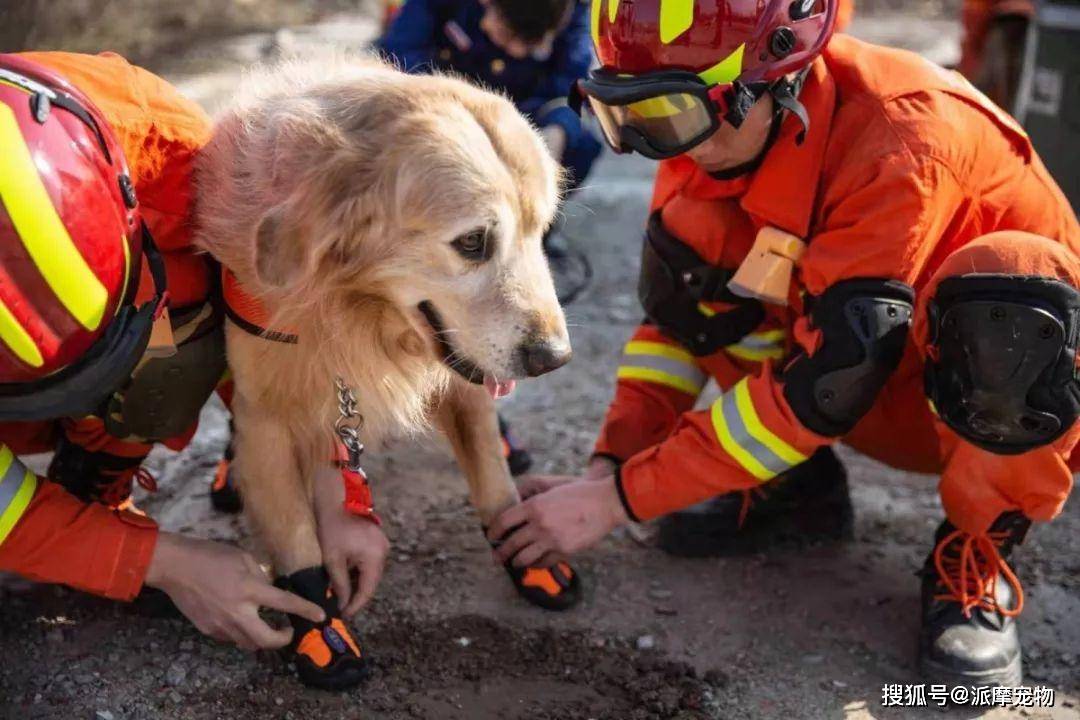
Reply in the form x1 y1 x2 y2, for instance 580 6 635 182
483 374 517 400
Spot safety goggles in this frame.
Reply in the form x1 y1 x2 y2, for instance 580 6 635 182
570 70 767 160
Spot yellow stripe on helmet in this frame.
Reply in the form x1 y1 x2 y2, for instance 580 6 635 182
591 0 603 44
698 44 746 86
608 0 620 23
0 295 43 368
0 104 108 332
659 0 695 44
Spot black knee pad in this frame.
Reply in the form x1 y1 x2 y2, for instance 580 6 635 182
926 274 1080 455
784 279 915 437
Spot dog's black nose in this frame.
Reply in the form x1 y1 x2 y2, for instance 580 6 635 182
520 339 572 377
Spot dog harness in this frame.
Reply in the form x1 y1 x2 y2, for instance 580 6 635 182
221 268 378 524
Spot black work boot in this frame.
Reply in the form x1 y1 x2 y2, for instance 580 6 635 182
275 567 368 690
918 512 1030 687
657 446 853 557
48 435 156 509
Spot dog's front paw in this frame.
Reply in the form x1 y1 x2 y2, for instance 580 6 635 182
504 561 582 612
275 567 368 691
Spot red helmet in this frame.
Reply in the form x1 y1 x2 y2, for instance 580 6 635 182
576 0 838 158
0 55 166 420
594 0 837 83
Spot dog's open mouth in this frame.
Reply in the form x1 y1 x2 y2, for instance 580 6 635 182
418 301 517 400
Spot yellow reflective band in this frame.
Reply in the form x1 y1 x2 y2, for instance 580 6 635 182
608 0 619 23
710 395 773 481
0 446 37 545
733 380 808 466
618 366 702 395
624 340 695 364
0 296 43 367
660 0 695 44
628 93 696 119
698 44 746 86
0 104 108 331
725 344 785 362
591 0 602 44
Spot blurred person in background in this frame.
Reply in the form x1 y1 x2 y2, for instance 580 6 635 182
378 0 602 307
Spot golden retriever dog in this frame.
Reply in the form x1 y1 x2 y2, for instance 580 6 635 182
194 55 577 688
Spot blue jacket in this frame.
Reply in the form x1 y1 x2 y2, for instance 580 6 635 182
377 0 593 119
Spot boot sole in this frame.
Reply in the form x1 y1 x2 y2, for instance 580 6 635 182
918 654 1023 688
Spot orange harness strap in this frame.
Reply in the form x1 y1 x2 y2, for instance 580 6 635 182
221 269 298 344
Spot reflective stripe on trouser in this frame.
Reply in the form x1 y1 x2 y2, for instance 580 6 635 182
696 305 786 362
710 378 809 481
617 340 707 395
0 445 38 544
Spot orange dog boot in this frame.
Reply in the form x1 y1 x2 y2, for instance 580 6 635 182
275 567 368 690
487 527 582 611
504 562 582 612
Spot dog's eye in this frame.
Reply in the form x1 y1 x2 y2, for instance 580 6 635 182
452 228 492 261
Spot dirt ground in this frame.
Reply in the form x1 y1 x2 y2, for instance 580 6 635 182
1 4 1078 720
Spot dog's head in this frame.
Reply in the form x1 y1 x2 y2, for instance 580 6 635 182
198 58 571 406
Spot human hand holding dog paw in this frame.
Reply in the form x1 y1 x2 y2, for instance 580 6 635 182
487 476 629 567
518 458 618 499
314 467 389 618
145 533 325 651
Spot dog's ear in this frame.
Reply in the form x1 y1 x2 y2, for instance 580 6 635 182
254 205 307 288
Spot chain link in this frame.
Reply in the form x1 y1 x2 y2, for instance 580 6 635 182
334 377 365 471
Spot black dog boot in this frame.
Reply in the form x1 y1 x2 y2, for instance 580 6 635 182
657 446 853 557
276 567 367 690
210 442 244 514
918 512 1030 687
498 414 532 477
487 528 582 611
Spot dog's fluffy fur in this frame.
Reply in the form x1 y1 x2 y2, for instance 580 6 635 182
195 54 569 573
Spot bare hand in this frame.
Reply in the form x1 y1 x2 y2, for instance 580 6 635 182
584 456 618 482
144 533 325 650
314 467 390 618
516 474 577 500
486 476 629 567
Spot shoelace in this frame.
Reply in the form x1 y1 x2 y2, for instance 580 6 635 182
736 485 770 529
932 528 1024 619
99 466 158 508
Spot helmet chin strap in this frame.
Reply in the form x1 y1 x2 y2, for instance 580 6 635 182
769 69 811 146
709 69 811 180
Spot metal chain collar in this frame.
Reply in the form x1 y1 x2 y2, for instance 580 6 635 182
334 377 365 472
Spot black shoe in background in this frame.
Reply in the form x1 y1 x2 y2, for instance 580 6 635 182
657 446 853 558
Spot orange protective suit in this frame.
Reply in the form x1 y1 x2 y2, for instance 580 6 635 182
0 52 212 600
836 0 855 32
596 35 1080 536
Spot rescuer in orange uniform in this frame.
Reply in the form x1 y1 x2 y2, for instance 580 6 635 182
0 53 387 689
490 0 1080 687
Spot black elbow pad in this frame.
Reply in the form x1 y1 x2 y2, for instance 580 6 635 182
783 279 915 437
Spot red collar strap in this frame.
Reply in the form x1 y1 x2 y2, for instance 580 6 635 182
222 268 299 344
